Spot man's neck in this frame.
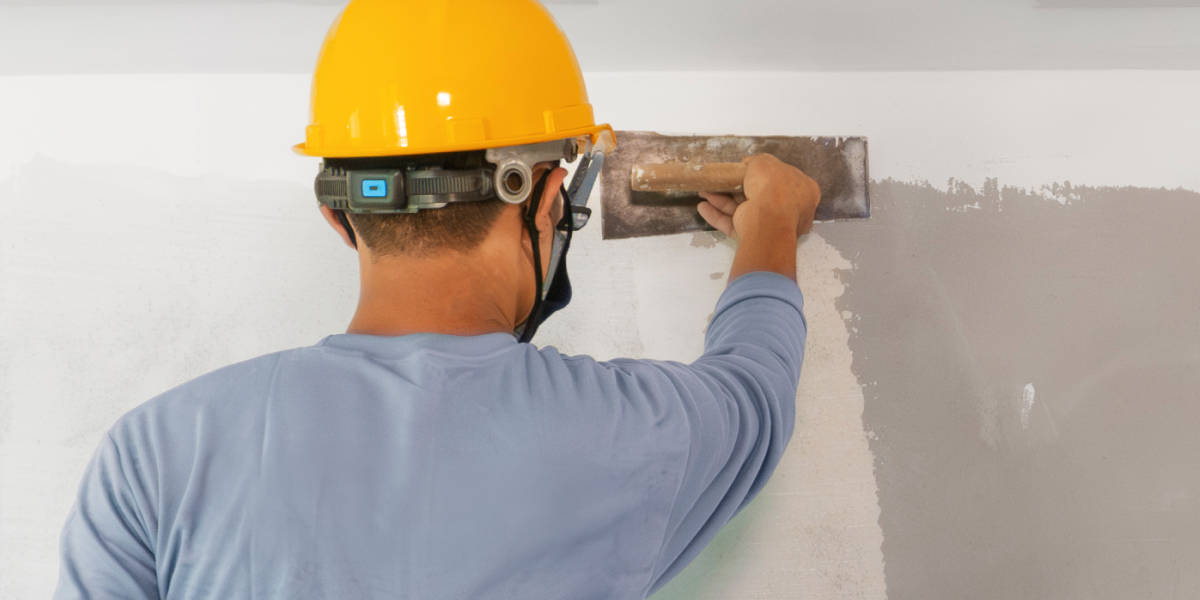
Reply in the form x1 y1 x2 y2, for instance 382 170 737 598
346 251 526 338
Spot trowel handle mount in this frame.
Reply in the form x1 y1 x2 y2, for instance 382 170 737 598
630 162 747 193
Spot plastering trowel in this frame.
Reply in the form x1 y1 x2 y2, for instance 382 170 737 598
599 131 871 240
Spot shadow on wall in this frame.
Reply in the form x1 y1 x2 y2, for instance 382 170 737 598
821 178 1200 600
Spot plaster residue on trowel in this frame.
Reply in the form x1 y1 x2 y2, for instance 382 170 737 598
633 165 649 190
703 136 757 154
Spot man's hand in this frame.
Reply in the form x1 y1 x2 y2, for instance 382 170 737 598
697 154 820 241
696 154 821 283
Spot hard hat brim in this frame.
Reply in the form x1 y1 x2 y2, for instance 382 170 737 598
294 123 615 158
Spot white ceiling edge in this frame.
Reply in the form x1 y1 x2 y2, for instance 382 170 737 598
0 0 1192 5
0 2 1197 75
0 0 586 4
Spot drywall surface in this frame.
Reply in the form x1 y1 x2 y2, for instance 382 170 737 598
3 70 1199 599
0 72 886 600
820 180 1200 600
540 228 887 600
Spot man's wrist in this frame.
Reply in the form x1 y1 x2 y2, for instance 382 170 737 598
739 198 800 240
729 203 798 283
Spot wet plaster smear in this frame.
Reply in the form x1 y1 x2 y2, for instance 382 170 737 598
820 180 1200 600
4 71 1200 599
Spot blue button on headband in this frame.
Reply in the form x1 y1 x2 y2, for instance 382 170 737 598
361 179 387 198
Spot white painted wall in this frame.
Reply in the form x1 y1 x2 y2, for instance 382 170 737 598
3 70 1199 599
2 1 1200 74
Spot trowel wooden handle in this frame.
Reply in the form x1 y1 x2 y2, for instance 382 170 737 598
631 162 747 193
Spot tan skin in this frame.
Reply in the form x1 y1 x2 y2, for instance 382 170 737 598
697 153 821 282
321 154 819 338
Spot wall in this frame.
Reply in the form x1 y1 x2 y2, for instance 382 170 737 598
823 179 1200 599
2 36 1199 600
4 0 1200 73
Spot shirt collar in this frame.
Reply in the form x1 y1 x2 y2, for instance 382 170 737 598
317 331 519 360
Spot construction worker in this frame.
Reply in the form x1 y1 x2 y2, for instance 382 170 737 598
53 0 820 598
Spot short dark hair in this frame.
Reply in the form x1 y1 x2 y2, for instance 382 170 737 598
326 151 506 257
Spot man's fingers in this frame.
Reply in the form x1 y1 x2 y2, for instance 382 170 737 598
699 192 738 215
697 201 735 237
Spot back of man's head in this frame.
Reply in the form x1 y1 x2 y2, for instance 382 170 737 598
326 151 506 258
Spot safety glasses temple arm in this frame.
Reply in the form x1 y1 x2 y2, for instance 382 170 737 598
566 150 604 208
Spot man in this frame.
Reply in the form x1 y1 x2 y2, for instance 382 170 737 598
54 0 820 598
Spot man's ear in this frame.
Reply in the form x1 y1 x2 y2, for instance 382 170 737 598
519 166 568 274
319 205 358 250
533 167 569 235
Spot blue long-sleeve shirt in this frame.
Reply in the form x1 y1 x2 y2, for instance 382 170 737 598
54 271 806 600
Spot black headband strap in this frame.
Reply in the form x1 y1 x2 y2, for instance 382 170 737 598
336 210 358 249
517 169 554 343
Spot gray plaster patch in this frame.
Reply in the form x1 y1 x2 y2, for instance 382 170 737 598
820 178 1200 600
1039 0 1200 6
690 232 720 249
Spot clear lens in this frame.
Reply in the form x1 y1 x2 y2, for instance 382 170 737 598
558 206 591 231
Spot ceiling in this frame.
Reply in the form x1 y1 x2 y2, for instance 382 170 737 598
0 0 1197 74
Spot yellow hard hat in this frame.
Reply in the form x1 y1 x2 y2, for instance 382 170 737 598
294 0 614 158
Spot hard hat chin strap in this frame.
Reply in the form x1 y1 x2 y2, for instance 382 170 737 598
516 168 554 344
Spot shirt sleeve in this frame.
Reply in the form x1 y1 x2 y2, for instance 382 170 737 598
643 271 807 595
54 431 159 600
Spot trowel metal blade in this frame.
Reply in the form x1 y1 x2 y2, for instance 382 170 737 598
600 131 870 240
